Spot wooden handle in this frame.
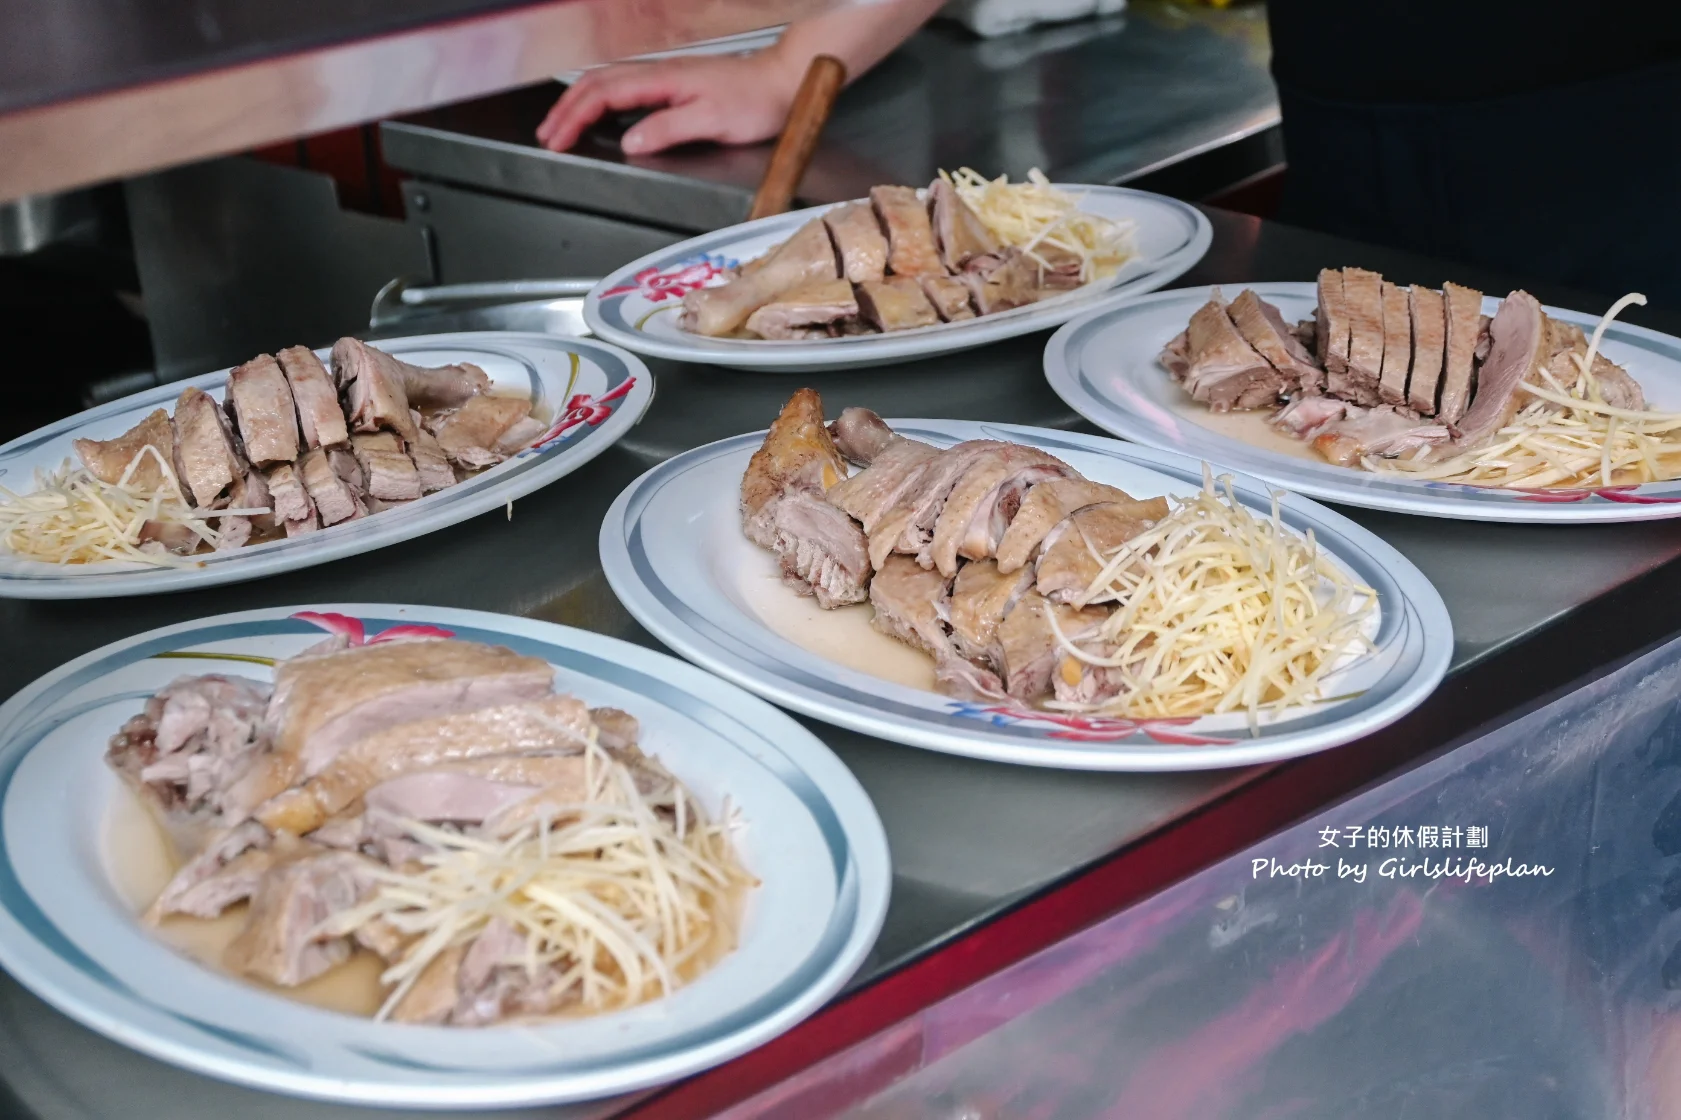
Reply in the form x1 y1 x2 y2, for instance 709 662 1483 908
747 54 847 221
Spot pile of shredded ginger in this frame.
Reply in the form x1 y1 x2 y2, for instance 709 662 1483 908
1367 293 1681 489
321 738 754 1022
1049 469 1376 729
0 446 233 568
940 167 1136 284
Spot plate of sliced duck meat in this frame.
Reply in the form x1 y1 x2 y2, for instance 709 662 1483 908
0 605 887 1105
601 390 1450 770
585 169 1210 371
1045 276 1681 521
0 333 650 597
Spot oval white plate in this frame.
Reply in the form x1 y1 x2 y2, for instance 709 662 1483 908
0 333 652 598
601 421 1452 771
584 187 1211 372
1045 282 1681 522
0 605 889 1107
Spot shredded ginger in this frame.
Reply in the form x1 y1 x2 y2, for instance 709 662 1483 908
939 167 1136 284
0 446 241 568
1048 468 1376 730
319 737 755 1022
1365 293 1681 489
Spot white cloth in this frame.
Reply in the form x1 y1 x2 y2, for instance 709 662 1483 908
940 0 1127 39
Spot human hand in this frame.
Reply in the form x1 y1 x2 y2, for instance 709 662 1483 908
536 53 798 155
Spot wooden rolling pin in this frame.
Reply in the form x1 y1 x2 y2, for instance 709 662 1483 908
747 54 848 221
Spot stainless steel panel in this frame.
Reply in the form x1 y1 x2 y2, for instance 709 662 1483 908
383 125 754 233
128 157 433 379
402 180 685 284
0 191 99 256
382 2 1281 222
0 1 842 204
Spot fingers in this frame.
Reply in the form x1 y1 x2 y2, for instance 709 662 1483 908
620 100 726 155
535 65 679 152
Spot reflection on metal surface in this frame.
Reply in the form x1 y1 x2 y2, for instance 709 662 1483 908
368 277 598 329
729 629 1681 1118
0 191 99 256
0 0 841 204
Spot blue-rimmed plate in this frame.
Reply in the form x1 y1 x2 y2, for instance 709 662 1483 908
583 187 1211 372
0 605 888 1107
602 421 1452 771
1045 282 1681 522
0 333 652 598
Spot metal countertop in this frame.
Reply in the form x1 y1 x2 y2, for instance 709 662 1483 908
2 207 1680 1118
382 1 1281 232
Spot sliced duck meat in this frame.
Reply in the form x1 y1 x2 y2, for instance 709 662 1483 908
994 479 1158 574
1438 282 1485 426
426 395 532 470
297 447 365 526
494 416 545 456
225 849 381 987
228 469 275 533
990 590 1109 703
948 559 1034 664
1315 268 1352 382
332 338 418 444
760 488 872 608
363 757 587 825
591 706 640 750
397 359 491 411
1035 501 1164 604
822 202 889 284
1227 289 1323 395
1377 280 1413 406
867 440 1003 571
1159 290 1287 412
929 444 1076 575
1406 286 1446 415
137 519 203 556
869 185 944 277
214 515 253 551
737 390 868 605
407 412 458 492
741 388 850 544
1025 243 1084 290
329 446 365 493
1447 291 1549 451
857 276 940 332
1330 267 1385 405
226 354 302 467
1543 319 1646 411
172 386 248 508
829 406 898 465
276 346 348 450
390 944 468 1024
450 918 581 1026
869 555 1005 700
1272 395 1351 441
681 220 838 336
148 822 274 920
919 274 976 322
105 672 274 854
229 639 556 822
263 462 318 536
929 178 1000 272
1288 402 1450 466
826 435 942 534
960 249 1047 316
351 432 423 502
744 278 859 339
74 409 177 491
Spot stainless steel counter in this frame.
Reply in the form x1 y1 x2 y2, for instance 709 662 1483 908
382 1 1280 242
2 206 1680 1118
